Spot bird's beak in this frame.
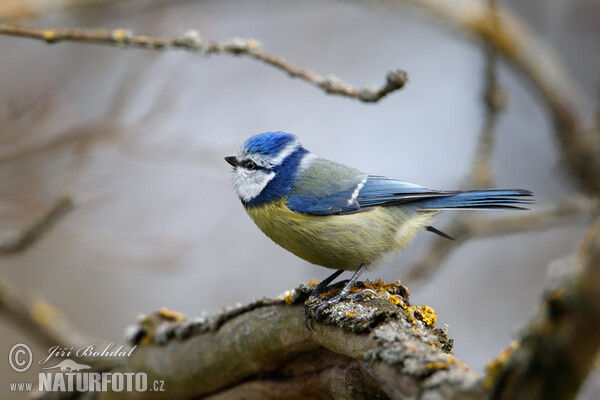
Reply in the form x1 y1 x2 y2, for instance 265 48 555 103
224 156 238 167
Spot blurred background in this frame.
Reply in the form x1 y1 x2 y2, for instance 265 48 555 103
1 0 598 398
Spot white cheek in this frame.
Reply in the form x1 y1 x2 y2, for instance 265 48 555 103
232 169 276 202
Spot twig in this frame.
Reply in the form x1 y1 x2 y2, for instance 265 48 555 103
0 23 407 103
0 196 74 256
404 197 598 284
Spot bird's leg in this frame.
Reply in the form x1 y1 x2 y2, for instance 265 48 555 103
308 263 368 329
317 279 350 293
310 269 344 297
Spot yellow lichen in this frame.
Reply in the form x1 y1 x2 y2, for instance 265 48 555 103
283 291 294 305
426 361 450 370
140 334 153 347
308 279 320 288
388 294 406 308
112 29 132 45
484 340 520 388
405 306 417 324
345 312 357 317
405 305 437 327
30 301 57 327
427 356 458 371
349 286 362 294
416 305 437 327
158 307 186 322
366 279 398 294
43 30 55 43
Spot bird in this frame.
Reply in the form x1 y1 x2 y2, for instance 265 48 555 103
225 131 533 325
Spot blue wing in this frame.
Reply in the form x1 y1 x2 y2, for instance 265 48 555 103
356 176 532 209
287 170 533 216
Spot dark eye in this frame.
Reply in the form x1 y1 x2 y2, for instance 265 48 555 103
243 160 258 170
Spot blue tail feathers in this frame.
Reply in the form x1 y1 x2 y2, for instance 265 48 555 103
416 189 534 210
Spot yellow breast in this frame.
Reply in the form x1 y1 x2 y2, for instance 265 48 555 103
245 199 434 270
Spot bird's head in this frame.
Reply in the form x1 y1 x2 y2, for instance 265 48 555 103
225 132 310 206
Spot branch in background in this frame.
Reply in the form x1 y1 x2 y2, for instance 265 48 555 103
0 279 96 350
468 45 503 188
468 0 504 189
405 0 507 285
404 196 598 284
487 214 600 399
0 23 407 103
0 194 123 355
398 0 600 194
0 195 93 349
0 0 130 21
0 196 73 256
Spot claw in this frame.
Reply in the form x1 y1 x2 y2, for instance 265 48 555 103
305 295 340 330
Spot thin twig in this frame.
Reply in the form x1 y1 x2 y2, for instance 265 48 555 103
0 196 74 256
0 23 407 103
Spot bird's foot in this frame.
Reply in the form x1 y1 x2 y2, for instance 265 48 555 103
309 292 346 328
306 286 374 329
305 264 368 330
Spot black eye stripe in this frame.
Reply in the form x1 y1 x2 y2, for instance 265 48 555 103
241 160 261 170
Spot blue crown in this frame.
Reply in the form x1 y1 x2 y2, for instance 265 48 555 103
242 131 298 156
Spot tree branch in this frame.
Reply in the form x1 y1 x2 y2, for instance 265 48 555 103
487 213 600 399
71 282 486 400
0 23 407 103
397 0 600 194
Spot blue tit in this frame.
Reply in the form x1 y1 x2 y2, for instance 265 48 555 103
225 131 533 320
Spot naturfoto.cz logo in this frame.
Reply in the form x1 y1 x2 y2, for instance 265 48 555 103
8 342 165 394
